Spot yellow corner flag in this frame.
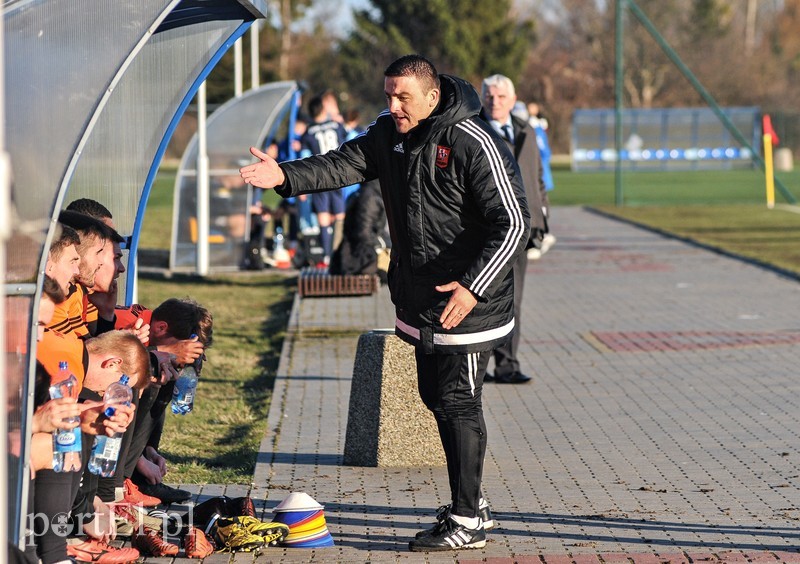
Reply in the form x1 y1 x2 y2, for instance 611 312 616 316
763 115 779 209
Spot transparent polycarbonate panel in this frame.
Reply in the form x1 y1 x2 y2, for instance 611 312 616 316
5 230 47 285
4 294 33 544
182 82 297 168
3 0 173 226
170 174 251 270
2 0 267 546
65 18 242 295
66 18 241 236
3 0 175 545
171 82 298 272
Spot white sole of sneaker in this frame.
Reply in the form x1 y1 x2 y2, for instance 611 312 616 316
409 538 487 552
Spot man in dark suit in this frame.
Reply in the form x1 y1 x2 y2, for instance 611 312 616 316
481 74 550 384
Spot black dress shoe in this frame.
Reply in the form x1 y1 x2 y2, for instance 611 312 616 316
484 372 495 382
494 371 532 384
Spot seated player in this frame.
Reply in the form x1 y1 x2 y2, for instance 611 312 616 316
116 298 211 505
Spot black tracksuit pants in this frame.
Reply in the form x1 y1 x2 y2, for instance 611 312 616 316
415 349 490 519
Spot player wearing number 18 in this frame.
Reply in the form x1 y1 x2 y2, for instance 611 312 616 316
300 93 348 267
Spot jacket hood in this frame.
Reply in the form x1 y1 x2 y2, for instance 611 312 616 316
417 74 482 138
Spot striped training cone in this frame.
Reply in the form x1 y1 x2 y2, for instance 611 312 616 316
272 492 334 548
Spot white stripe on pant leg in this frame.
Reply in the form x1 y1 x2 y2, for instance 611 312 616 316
468 352 478 397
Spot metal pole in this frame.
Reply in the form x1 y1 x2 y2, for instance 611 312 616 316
197 82 210 276
615 0 625 207
250 22 260 90
234 37 243 98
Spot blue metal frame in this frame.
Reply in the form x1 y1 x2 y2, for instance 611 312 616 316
126 20 254 302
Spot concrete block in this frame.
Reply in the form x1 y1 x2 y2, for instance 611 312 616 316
343 330 445 467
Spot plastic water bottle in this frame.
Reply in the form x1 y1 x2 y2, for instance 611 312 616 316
49 362 82 472
88 375 132 477
171 365 198 415
273 227 291 268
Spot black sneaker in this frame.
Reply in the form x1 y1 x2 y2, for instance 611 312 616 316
408 516 486 552
415 505 451 539
415 501 494 539
139 482 193 504
192 496 232 531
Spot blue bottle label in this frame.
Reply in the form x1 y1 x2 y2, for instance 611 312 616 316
55 430 81 452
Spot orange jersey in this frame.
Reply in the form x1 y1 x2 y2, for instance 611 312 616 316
48 283 90 338
36 328 87 389
84 292 98 325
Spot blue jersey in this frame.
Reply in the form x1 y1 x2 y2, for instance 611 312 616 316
533 124 554 191
301 119 347 156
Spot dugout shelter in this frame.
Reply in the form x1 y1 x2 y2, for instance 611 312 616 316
171 80 302 272
2 0 267 550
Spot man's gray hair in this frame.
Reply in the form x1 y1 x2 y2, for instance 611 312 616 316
482 74 516 98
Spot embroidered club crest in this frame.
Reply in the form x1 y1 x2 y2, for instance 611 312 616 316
435 145 451 168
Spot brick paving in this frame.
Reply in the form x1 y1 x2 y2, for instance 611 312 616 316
153 206 800 563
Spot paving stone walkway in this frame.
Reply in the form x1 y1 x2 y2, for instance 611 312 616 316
158 206 800 563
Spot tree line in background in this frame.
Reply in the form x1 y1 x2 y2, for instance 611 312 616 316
202 0 800 155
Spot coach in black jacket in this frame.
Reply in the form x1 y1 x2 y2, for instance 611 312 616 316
241 55 530 552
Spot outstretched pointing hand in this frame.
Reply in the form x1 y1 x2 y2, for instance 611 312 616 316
240 146 286 189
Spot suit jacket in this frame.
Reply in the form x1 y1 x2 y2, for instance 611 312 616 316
508 114 549 244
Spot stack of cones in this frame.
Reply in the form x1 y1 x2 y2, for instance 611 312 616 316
272 492 334 548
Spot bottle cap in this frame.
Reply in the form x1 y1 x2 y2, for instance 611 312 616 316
104 406 116 417
119 374 129 386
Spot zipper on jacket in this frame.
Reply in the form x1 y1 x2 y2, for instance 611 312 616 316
407 143 430 266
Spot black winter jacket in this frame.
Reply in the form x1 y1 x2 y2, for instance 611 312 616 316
329 179 386 277
277 75 530 353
